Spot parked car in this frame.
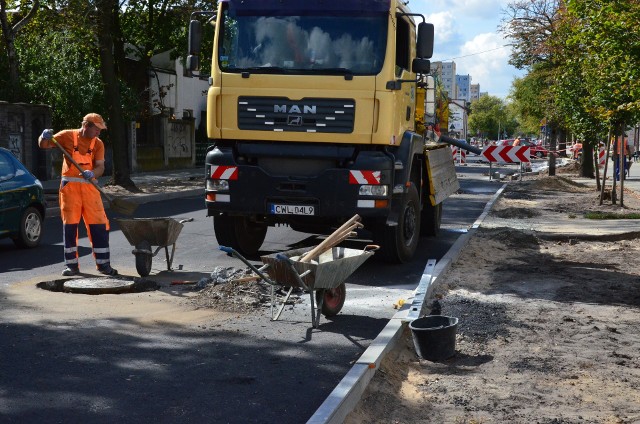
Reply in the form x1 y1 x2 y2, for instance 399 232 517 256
0 147 47 248
499 138 554 158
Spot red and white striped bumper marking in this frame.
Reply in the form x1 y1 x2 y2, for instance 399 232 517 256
210 166 238 180
349 170 381 185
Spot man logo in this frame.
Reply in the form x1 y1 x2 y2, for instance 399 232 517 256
287 116 302 126
274 104 316 114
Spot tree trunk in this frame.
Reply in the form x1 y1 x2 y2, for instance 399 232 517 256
548 124 557 176
96 0 135 189
0 0 39 102
581 139 594 178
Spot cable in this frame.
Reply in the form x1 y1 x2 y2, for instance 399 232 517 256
434 45 509 61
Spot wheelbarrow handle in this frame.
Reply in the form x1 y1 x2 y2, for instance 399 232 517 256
275 253 293 264
219 246 275 285
219 245 235 256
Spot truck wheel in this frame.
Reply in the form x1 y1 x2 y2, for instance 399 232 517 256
420 202 442 236
373 183 420 263
315 283 346 317
214 215 267 257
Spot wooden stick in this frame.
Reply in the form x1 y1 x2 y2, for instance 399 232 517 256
229 275 260 284
299 215 362 263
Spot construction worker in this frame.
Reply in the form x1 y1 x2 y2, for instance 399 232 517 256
38 113 118 276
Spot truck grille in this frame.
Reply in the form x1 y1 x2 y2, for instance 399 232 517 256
237 97 355 133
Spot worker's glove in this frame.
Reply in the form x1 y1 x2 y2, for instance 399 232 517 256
81 170 95 180
41 129 54 140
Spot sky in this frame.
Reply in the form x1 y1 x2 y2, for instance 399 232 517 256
411 0 526 99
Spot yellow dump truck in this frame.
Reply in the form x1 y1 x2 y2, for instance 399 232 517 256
187 0 460 263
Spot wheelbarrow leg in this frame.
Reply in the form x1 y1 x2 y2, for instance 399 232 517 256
310 290 320 328
165 243 177 270
313 290 325 328
272 286 294 321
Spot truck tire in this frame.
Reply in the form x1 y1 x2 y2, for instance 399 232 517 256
420 202 442 236
373 183 420 263
214 215 267 257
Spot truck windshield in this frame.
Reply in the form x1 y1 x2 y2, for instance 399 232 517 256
218 7 388 75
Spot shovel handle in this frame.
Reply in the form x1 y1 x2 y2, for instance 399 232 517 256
50 137 112 201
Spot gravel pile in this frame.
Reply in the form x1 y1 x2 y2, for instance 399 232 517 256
191 266 304 313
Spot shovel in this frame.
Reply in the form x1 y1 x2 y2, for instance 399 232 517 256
51 137 138 216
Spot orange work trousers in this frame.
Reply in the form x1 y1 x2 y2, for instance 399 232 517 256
59 178 111 269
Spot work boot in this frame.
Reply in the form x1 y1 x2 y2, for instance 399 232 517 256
98 264 118 276
62 266 79 276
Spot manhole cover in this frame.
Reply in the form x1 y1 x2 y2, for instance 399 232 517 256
37 276 158 294
63 278 136 294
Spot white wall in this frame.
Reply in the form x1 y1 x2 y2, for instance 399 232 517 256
149 54 209 128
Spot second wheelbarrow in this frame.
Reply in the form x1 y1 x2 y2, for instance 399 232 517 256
116 217 193 277
221 245 377 328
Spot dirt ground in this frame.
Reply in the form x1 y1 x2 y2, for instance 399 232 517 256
346 167 640 423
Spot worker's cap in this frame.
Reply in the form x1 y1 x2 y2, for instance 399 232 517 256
83 113 107 130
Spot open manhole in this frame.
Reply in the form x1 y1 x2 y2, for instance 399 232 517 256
37 276 158 295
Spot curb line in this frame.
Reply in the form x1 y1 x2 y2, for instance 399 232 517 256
307 183 508 424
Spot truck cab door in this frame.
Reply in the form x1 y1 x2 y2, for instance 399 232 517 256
394 15 415 131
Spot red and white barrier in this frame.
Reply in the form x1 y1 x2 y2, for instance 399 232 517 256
450 146 466 165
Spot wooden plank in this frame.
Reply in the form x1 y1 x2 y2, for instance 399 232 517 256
425 146 460 205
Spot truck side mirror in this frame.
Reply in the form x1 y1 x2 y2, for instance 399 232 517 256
186 55 200 72
189 19 202 56
416 22 434 59
187 20 203 72
412 58 430 74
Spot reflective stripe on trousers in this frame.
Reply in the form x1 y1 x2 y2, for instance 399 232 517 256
60 180 110 269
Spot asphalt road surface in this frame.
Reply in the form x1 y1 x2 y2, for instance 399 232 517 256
0 166 500 423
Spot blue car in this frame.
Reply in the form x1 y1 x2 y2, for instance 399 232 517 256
0 147 47 248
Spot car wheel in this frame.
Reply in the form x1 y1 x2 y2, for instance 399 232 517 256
535 151 544 158
12 206 43 248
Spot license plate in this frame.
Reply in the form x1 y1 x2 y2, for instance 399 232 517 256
270 204 315 215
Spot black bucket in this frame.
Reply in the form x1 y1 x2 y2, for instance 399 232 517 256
409 315 459 361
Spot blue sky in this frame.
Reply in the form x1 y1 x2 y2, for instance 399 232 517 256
411 0 526 99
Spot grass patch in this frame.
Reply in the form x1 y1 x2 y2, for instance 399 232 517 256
585 212 640 219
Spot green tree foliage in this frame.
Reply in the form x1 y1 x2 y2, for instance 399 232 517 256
5 0 214 185
509 64 552 135
468 95 517 140
562 0 640 124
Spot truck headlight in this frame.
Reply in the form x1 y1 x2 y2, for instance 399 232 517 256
358 185 388 196
206 179 229 191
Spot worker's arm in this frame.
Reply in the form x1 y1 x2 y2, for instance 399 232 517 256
38 129 55 149
92 160 106 178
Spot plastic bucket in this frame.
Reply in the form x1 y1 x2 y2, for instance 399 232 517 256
409 315 458 361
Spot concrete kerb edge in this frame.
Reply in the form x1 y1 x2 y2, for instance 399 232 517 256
307 183 508 424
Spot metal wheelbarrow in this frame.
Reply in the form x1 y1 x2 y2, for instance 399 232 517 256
116 217 193 277
220 244 377 328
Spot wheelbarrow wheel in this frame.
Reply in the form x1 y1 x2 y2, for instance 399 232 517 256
134 240 153 277
315 283 346 317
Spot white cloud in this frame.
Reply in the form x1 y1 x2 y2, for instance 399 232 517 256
455 32 523 98
425 11 458 48
423 0 507 19
413 0 522 99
